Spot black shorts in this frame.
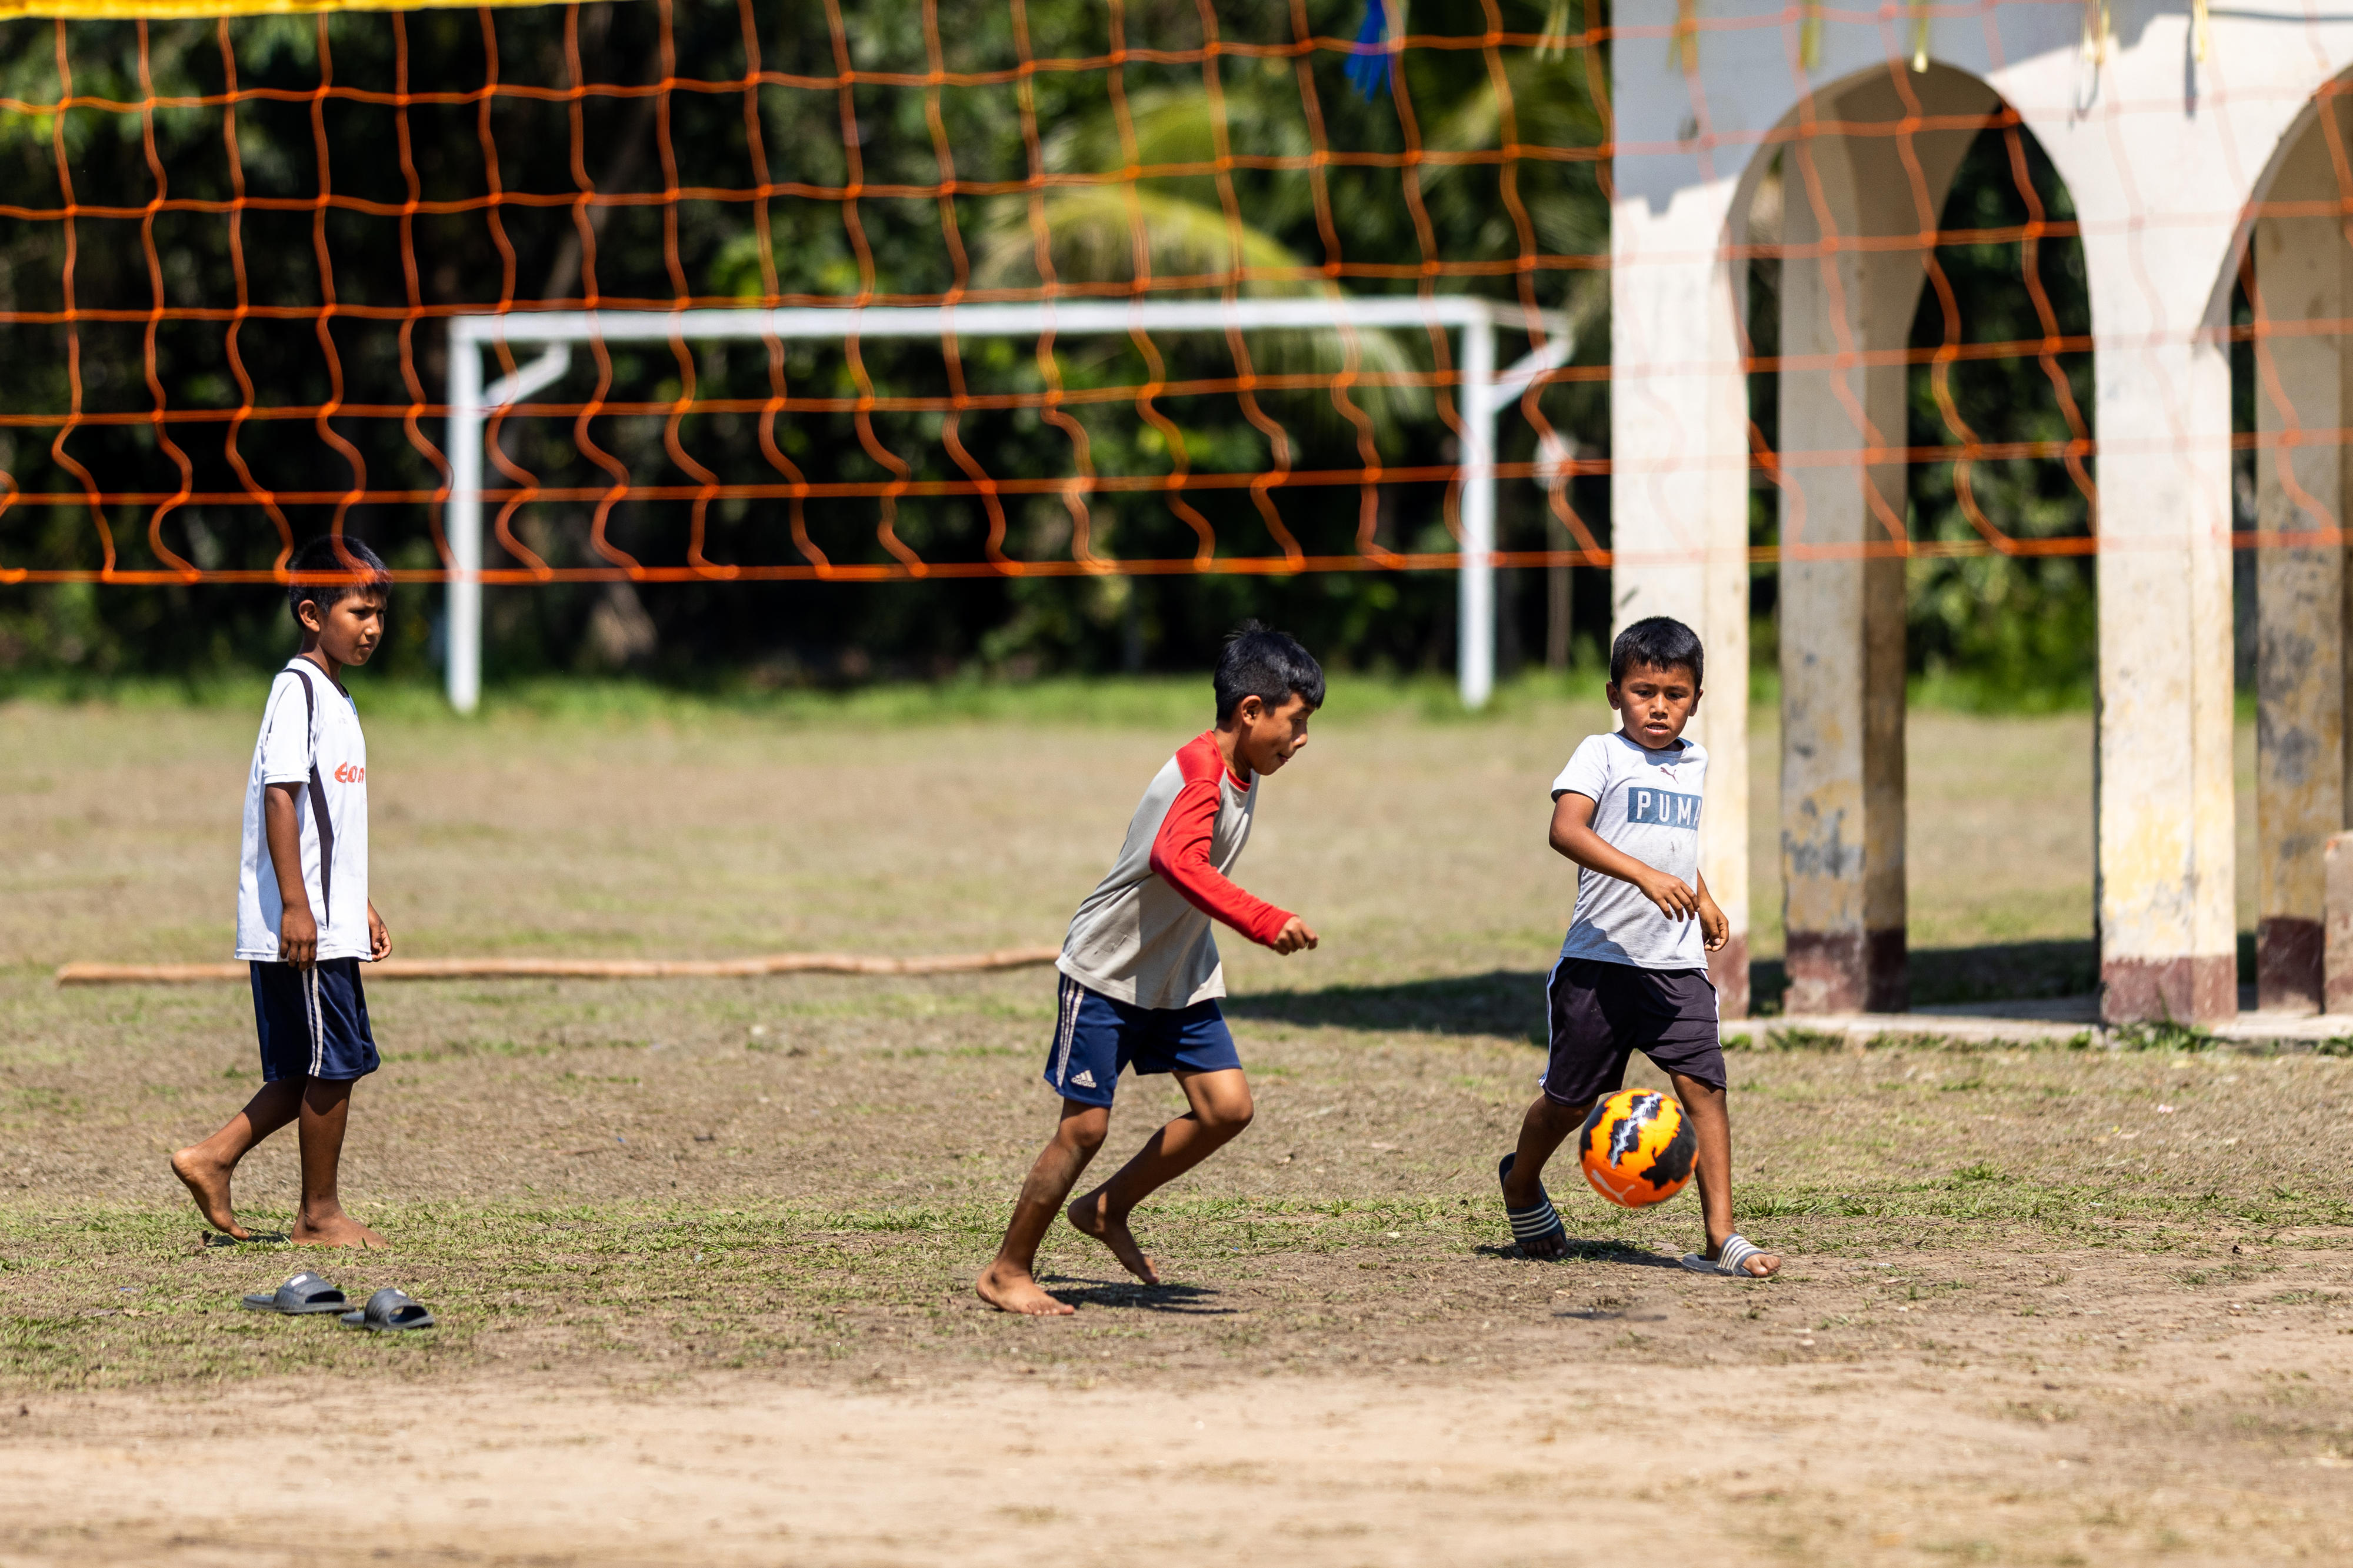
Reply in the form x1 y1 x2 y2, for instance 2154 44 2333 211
1541 957 1725 1107
250 958 380 1083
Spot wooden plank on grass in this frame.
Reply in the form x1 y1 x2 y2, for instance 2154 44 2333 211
54 946 1061 985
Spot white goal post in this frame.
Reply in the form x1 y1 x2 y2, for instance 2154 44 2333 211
442 297 1574 713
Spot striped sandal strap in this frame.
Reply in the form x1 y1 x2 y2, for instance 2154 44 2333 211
1498 1153 1566 1247
1507 1195 1564 1245
1716 1233 1762 1276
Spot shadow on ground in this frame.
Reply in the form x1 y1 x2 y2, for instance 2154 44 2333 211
1752 938 2102 1014
1031 1279 1234 1314
1470 1239 1687 1272
1233 941 2119 1034
1224 971 1547 1040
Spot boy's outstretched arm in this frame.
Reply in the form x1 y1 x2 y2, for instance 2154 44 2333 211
1150 777 1318 955
263 782 318 968
1548 792 1701 923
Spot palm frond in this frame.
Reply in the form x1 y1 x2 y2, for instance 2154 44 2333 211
975 186 1318 296
974 188 1431 438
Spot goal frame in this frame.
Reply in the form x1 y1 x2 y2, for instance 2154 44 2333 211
443 297 1574 713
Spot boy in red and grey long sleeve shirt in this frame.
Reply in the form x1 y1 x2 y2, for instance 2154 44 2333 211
978 623 1323 1316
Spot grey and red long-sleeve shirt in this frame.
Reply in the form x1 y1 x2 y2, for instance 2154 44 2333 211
1057 730 1295 1009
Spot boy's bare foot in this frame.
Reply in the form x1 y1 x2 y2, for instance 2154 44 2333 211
289 1213 387 1249
975 1261 1076 1316
168 1147 249 1240
1065 1190 1160 1285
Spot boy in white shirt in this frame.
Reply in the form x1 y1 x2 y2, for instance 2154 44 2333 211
171 537 393 1248
1497 616 1780 1279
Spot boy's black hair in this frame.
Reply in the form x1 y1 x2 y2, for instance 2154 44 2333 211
1609 615 1704 688
1214 620 1325 722
285 535 391 627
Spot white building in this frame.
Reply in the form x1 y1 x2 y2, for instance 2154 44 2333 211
1611 0 2353 1024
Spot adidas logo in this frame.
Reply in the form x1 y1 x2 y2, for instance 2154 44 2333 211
1071 1069 1098 1088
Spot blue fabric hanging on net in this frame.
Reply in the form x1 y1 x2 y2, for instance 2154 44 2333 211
1345 0 1393 101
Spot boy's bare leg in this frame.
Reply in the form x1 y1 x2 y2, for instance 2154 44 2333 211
288 1077 386 1249
1499 1092 1590 1259
169 1080 303 1239
1671 1073 1779 1277
1066 1067 1252 1285
978 1099 1110 1316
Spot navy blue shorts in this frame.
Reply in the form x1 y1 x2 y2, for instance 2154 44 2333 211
1042 973 1242 1108
250 959 380 1083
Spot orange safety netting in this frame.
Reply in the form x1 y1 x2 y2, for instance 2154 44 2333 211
0 1 2312 589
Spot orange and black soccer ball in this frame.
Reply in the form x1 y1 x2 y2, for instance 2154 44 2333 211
1577 1088 1697 1207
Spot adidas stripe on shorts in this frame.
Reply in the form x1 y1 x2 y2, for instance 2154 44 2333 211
1041 972 1242 1109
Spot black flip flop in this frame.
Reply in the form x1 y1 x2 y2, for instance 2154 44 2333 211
1498 1152 1568 1255
339 1287 435 1332
241 1271 348 1315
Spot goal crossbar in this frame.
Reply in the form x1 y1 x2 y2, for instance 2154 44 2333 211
444 298 1574 713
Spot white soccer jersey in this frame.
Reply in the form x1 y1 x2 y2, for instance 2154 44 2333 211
235 659 372 962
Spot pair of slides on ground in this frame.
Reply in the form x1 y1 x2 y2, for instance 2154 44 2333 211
242 1270 435 1332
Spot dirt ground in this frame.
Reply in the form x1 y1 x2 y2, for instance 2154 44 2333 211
0 689 2341 1566
8 1287 2353 1568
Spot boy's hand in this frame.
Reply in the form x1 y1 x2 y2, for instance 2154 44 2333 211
1269 915 1319 956
1633 869 1702 923
1552 795 1701 923
1698 892 1729 952
367 903 392 962
278 905 319 969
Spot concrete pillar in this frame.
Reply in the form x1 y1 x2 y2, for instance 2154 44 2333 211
1775 68 1995 1015
2252 102 2353 1015
2325 831 2353 1013
2092 273 2239 1026
1609 179 1754 1016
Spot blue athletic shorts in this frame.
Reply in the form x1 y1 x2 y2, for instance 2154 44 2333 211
249 958 380 1083
1042 972 1242 1108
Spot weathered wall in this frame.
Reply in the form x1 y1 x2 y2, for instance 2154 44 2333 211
2253 95 2353 1013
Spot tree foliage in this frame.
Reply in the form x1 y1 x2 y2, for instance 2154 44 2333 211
1745 121 2097 708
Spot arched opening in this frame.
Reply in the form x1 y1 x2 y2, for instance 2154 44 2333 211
2238 79 2353 1015
1738 65 2096 1017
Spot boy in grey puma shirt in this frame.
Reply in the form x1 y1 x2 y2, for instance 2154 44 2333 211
1497 615 1781 1281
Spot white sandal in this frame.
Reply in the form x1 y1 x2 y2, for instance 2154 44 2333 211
1679 1233 1770 1277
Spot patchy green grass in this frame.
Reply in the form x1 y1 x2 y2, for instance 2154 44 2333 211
5 1010 2348 1396
4 1175 2342 1395
0 696 2334 1401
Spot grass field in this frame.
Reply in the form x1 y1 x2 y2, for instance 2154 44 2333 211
2 681 2346 1566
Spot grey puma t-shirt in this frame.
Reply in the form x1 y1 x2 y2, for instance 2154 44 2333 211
1551 731 1709 970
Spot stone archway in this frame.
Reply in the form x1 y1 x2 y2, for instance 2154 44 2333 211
2244 81 2353 1014
1605 1 2353 1025
1751 63 2004 1015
